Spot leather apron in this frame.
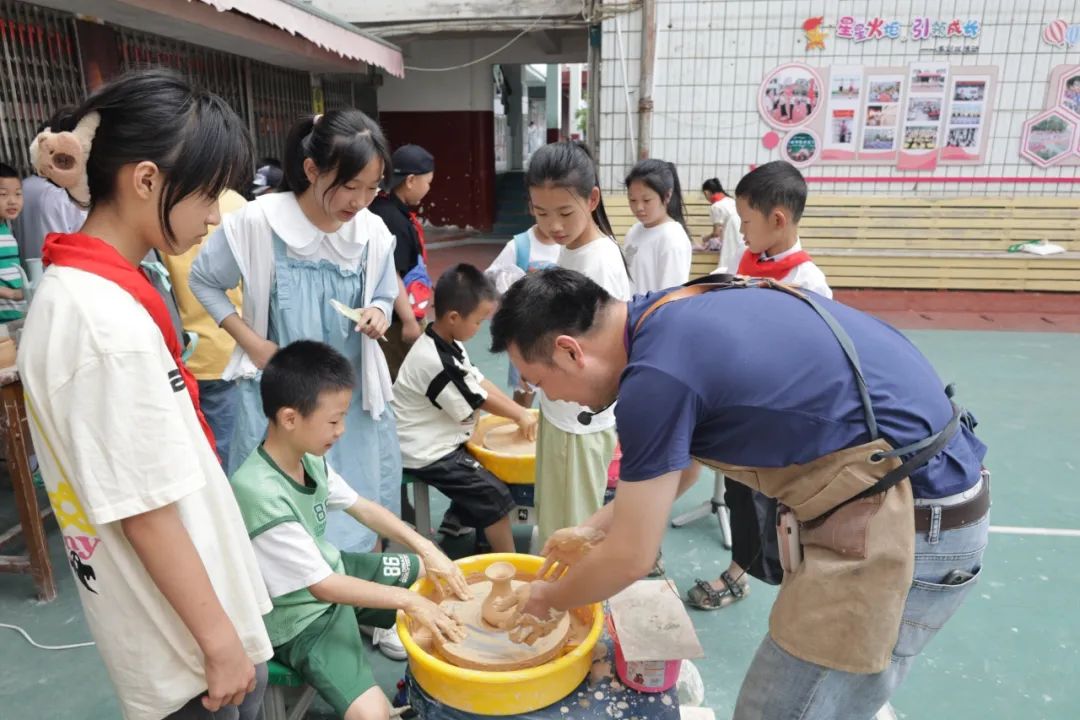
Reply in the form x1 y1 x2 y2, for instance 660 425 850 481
632 277 965 674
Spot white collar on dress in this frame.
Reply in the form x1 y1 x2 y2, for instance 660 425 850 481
255 192 370 261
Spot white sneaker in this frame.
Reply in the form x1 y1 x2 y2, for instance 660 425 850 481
874 703 898 720
372 626 407 661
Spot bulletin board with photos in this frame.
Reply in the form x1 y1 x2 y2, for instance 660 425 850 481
1019 64 1080 168
758 62 998 170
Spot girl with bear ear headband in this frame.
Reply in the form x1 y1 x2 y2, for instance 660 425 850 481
19 68 273 720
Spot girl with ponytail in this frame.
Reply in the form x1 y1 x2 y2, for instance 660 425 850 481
190 109 403 556
19 68 272 720
622 158 693 293
522 140 630 544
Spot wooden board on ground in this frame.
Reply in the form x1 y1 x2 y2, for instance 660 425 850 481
436 579 571 671
608 580 703 662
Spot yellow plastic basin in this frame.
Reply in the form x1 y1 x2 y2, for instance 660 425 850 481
396 553 603 715
465 411 538 485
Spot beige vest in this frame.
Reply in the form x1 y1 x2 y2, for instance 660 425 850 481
696 444 914 673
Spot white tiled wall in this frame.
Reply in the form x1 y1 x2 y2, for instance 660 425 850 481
599 0 1080 196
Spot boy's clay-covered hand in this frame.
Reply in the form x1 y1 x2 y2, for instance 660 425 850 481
420 547 472 601
407 595 467 645
515 411 539 442
536 526 606 581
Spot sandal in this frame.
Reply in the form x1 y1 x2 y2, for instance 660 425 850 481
647 550 665 577
686 571 750 611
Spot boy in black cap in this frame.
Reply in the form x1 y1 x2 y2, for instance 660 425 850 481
370 144 435 379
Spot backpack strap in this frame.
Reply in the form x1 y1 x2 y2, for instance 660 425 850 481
513 231 531 272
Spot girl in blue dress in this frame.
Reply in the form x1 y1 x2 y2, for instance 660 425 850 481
191 110 401 552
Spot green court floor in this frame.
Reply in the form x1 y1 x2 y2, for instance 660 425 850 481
2 327 1077 719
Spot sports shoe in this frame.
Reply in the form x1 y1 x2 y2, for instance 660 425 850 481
372 626 407 661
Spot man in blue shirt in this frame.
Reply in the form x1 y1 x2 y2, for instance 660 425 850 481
490 267 989 720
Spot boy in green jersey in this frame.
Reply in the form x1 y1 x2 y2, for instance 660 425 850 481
230 340 468 720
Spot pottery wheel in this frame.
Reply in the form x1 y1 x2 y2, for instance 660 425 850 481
435 579 570 671
482 424 535 456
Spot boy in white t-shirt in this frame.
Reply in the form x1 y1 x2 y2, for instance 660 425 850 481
687 160 833 613
622 158 692 294
392 264 538 553
485 222 559 407
730 161 832 298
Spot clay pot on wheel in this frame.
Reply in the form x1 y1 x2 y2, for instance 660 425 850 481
480 561 517 630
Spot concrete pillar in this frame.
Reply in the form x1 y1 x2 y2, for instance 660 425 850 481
507 65 525 171
569 63 583 140
546 63 562 142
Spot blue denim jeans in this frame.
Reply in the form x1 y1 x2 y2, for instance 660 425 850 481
198 379 238 470
733 507 989 719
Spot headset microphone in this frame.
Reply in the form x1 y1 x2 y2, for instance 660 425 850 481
577 400 616 426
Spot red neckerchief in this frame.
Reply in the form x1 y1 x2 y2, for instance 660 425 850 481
408 210 428 264
709 193 727 203
736 248 813 281
42 232 217 457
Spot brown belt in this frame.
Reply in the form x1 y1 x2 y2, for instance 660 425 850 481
913 471 990 533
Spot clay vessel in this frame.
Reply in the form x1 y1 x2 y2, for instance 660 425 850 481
480 561 517 629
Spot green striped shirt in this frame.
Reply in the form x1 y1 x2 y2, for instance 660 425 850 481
0 221 25 322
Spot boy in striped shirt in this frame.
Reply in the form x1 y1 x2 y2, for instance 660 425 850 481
0 164 25 321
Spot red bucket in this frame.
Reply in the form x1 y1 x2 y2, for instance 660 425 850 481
605 614 681 693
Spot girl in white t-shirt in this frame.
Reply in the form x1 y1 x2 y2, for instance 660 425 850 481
18 69 272 720
622 159 692 294
485 222 559 406
519 141 630 545
701 177 745 274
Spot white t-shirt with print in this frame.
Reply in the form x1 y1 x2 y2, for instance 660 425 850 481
540 237 631 434
623 219 692 295
18 266 273 720
709 196 745 274
392 329 489 468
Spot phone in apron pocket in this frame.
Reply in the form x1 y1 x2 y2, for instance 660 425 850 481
777 507 802 573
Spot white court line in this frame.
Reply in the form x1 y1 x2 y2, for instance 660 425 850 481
989 525 1080 538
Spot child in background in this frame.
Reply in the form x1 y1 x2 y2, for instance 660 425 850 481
19 69 271 720
700 177 745 274
369 144 435 381
687 159 833 612
622 159 692 293
0 163 26 321
393 264 537 554
484 221 559 407
159 188 246 467
191 110 402 554
231 341 467 710
732 161 831 298
523 141 630 546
